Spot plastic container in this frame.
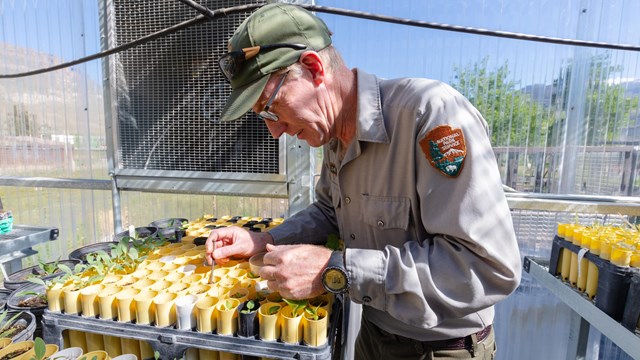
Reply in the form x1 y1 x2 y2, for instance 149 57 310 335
3 259 80 291
6 283 47 339
0 289 12 310
69 241 118 263
114 227 158 242
622 273 640 331
0 311 36 342
589 253 637 321
42 295 344 360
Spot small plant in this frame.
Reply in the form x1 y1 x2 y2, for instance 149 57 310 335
283 298 308 316
325 233 342 251
28 337 46 360
240 300 256 314
25 258 62 279
154 351 161 360
14 290 48 307
0 310 24 338
304 304 324 321
230 291 245 299
266 305 280 315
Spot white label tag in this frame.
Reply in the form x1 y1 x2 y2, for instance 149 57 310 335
577 248 590 276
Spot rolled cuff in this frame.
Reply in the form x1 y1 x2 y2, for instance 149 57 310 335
346 248 386 309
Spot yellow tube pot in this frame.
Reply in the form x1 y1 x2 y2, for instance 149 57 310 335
0 341 34 360
80 284 105 317
164 272 186 283
258 302 282 341
134 289 159 325
78 350 110 360
154 292 178 327
216 298 240 336
103 335 122 358
132 278 156 291
167 282 191 297
0 338 11 350
116 288 140 322
196 296 219 333
98 286 123 320
46 282 66 312
302 308 328 346
120 338 141 360
188 284 212 298
115 276 137 289
61 284 83 315
85 331 105 352
101 274 123 286
280 305 304 344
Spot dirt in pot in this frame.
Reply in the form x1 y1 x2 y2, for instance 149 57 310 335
0 347 29 360
1 323 26 338
18 295 47 308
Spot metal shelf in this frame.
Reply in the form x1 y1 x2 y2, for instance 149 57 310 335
523 256 640 360
0 225 59 277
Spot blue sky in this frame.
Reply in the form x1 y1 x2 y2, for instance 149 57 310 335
1 0 639 86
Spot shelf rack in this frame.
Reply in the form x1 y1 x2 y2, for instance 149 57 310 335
523 256 640 360
0 225 59 278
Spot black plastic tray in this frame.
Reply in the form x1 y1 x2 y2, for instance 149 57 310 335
42 295 345 360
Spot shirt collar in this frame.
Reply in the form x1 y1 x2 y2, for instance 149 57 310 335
355 68 390 144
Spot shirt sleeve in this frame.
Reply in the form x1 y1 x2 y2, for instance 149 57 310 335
345 83 522 329
267 156 339 246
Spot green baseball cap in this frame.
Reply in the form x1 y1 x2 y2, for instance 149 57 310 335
219 3 332 122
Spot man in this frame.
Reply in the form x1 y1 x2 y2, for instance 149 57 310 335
206 3 521 359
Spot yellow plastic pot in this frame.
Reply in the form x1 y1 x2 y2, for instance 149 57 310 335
78 350 110 360
134 289 159 325
131 278 156 291
258 302 282 341
216 298 240 336
103 335 122 358
150 280 172 293
115 276 136 288
302 308 328 346
116 288 140 322
180 274 203 285
62 285 83 315
227 287 250 304
46 282 66 312
85 331 105 352
98 285 123 320
0 338 11 350
15 342 57 360
164 272 185 283
80 284 105 317
68 329 88 351
280 305 304 344
101 274 123 286
154 292 178 327
120 338 141 359
0 340 34 360
195 296 219 333
144 262 165 272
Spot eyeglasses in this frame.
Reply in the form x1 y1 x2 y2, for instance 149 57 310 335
258 71 289 122
218 43 306 82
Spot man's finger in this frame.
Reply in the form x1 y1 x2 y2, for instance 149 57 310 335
205 231 218 265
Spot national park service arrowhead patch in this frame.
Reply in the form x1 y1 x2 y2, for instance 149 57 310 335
419 125 466 177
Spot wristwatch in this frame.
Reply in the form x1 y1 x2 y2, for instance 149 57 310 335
321 251 349 294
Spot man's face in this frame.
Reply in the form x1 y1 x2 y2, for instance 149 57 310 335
252 70 333 148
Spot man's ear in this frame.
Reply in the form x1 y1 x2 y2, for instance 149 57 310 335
299 51 324 85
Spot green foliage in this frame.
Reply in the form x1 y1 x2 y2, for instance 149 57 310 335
266 305 280 315
325 233 341 251
451 57 552 147
30 337 46 360
240 300 256 314
0 310 23 338
25 258 61 280
304 304 323 321
282 298 308 316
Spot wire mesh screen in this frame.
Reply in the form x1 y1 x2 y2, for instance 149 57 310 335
111 0 278 173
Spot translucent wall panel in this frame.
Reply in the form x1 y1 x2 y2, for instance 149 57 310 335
0 0 107 179
318 0 640 197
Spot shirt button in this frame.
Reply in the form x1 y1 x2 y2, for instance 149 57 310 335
362 296 372 303
377 220 384 228
345 196 351 204
350 233 355 240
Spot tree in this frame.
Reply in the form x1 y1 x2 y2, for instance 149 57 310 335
552 53 639 145
450 57 552 148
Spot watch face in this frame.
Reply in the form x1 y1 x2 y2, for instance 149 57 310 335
324 268 347 292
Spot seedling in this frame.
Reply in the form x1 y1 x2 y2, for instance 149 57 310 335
304 304 324 321
29 337 46 360
283 298 308 316
25 258 62 279
266 305 280 315
0 310 24 338
240 300 256 314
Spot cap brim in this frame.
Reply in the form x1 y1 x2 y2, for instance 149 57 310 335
219 75 270 122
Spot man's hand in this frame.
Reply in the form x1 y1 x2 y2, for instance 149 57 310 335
259 243 332 300
205 227 273 265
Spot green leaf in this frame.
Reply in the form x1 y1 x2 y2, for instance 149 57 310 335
34 337 46 360
27 278 46 286
325 233 341 250
58 264 73 275
267 305 280 315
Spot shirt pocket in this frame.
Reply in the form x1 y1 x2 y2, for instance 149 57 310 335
359 194 411 230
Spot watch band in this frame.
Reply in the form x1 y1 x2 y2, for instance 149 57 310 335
322 250 349 294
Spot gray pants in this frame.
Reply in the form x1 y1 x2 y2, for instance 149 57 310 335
354 315 496 360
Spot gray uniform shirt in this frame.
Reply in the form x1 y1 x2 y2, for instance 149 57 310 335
269 69 521 341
